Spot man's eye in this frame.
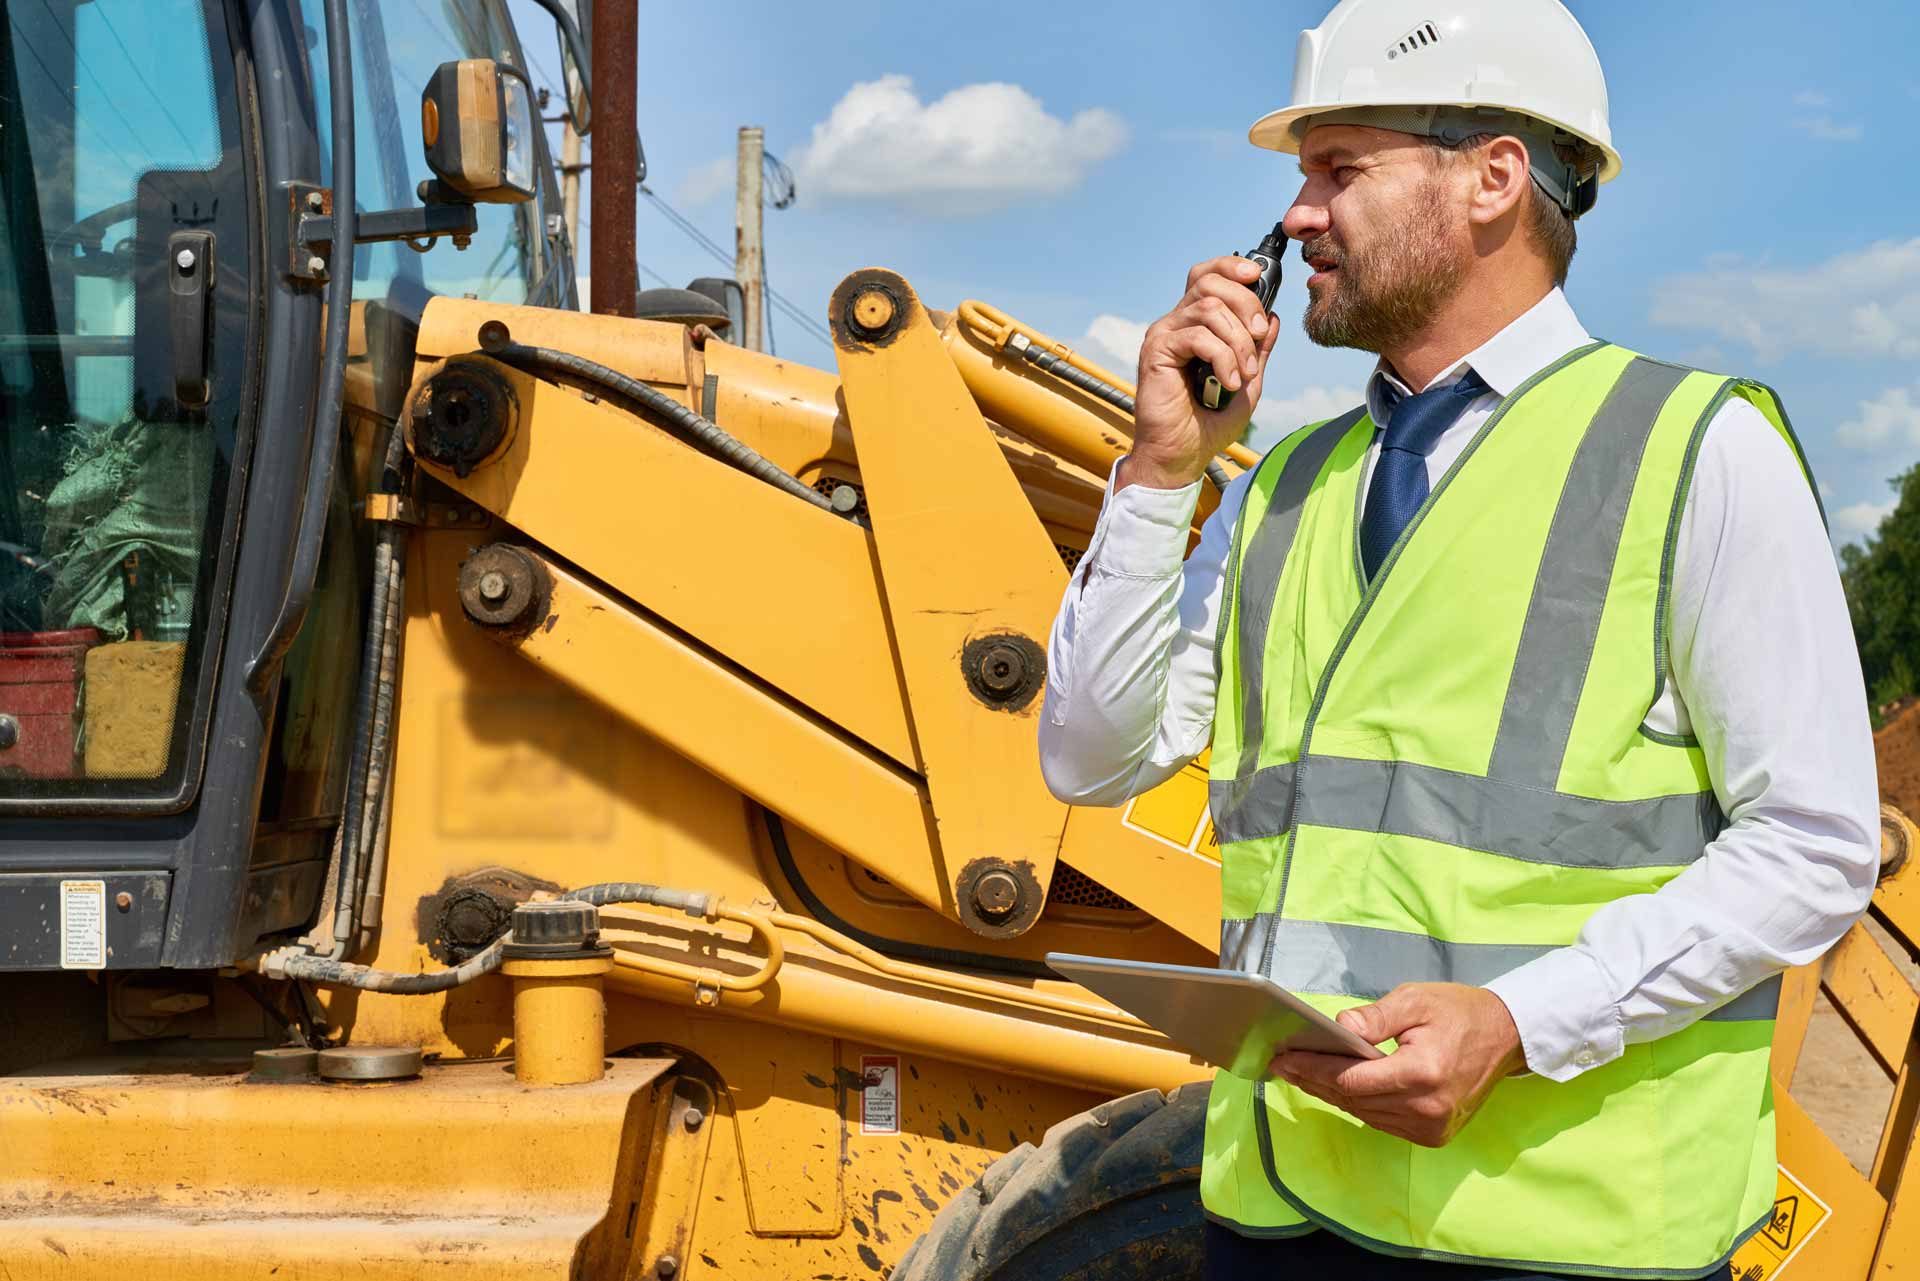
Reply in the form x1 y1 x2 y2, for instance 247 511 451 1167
1335 166 1359 182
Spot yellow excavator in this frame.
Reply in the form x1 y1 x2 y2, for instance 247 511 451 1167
0 1 1914 1277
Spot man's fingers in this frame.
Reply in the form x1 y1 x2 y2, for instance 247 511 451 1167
1242 314 1283 405
1338 985 1432 1044
1166 295 1257 378
1276 1075 1429 1142
1153 324 1243 393
1187 273 1272 344
1271 1049 1368 1087
1185 254 1263 294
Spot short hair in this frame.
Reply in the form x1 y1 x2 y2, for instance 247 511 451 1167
1421 133 1599 287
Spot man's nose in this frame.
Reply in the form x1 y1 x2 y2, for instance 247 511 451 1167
1283 189 1328 243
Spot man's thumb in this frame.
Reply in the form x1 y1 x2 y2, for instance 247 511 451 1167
1337 988 1422 1042
1336 1002 1388 1042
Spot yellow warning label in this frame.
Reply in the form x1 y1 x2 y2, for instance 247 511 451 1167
1121 752 1219 864
1730 1166 1831 1280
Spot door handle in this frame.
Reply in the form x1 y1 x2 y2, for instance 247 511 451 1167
168 229 214 409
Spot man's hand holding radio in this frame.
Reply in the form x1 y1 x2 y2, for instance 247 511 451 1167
1122 256 1282 493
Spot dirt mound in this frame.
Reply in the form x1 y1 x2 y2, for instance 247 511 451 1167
1876 698 1920 817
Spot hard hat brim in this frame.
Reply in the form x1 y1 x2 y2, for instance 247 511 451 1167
1248 101 1624 183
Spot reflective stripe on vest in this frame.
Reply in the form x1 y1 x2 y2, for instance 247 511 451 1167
1200 344 1799 1275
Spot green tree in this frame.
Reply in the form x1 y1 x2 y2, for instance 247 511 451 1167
1840 463 1920 713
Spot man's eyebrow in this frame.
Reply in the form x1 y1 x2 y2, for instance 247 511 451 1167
1298 146 1359 173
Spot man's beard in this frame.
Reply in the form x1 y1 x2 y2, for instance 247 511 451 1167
1300 179 1468 353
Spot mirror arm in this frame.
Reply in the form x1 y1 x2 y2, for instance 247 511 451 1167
296 202 480 265
521 0 591 103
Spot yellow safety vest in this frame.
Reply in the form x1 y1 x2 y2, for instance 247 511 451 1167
1202 342 1810 1276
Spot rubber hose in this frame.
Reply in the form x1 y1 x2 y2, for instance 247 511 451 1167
489 343 836 514
275 883 699 992
279 937 507 994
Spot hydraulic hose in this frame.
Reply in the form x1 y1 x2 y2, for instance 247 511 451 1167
321 421 410 958
245 0 356 696
476 329 837 515
1006 333 1234 491
263 881 711 993
274 937 509 994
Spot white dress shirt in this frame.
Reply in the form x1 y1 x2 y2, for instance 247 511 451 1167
1039 288 1880 1082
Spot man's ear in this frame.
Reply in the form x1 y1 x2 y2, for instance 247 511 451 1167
1468 136 1531 226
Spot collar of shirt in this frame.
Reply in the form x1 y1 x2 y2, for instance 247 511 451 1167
1363 287 1593 425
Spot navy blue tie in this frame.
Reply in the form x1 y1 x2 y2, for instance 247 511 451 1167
1358 368 1491 581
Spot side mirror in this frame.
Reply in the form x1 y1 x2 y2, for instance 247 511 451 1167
420 59 537 205
520 0 592 133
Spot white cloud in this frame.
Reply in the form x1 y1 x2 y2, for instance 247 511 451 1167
1073 314 1149 381
1649 237 1920 363
1246 385 1366 452
678 156 734 207
1834 498 1897 541
1837 385 1920 450
1792 90 1830 108
790 75 1127 215
1791 115 1864 142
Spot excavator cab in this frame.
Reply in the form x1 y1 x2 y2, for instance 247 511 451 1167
0 0 574 973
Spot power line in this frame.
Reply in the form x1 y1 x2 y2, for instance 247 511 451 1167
637 186 834 352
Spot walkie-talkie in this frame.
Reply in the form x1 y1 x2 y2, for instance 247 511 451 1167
1187 222 1287 413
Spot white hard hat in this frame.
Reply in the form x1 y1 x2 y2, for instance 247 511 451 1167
1250 0 1621 203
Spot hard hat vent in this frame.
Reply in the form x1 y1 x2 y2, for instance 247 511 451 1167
1387 21 1442 60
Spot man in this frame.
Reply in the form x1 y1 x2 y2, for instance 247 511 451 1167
1038 1 1879 1278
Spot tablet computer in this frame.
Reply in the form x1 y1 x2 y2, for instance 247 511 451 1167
1046 952 1386 1078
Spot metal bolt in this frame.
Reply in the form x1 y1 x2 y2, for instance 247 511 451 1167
114 892 132 912
0 714 16 750
174 247 197 273
306 190 327 212
306 254 328 276
683 1106 705 1132
972 869 1020 918
978 643 1027 696
477 570 509 605
654 1255 679 1279
829 484 860 514
852 288 895 332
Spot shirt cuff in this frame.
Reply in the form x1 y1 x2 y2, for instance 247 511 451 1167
1088 458 1202 579
1483 947 1623 1083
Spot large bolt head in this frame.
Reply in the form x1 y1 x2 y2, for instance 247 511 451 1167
972 869 1020 918
458 544 547 629
978 643 1027 696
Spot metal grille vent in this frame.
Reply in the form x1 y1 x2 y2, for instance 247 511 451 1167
811 475 869 520
1047 863 1137 912
1387 21 1441 58
860 862 1136 912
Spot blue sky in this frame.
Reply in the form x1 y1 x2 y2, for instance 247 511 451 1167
510 0 1920 547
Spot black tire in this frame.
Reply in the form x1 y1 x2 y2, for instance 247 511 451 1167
892 1083 1207 1281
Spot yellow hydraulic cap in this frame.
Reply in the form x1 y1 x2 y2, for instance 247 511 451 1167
500 900 615 1086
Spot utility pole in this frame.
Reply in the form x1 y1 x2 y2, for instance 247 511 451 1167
735 125 765 353
560 117 583 252
589 0 637 317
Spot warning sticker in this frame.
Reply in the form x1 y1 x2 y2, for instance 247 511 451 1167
859 1056 899 1135
1730 1166 1831 1279
1121 752 1221 865
59 880 106 970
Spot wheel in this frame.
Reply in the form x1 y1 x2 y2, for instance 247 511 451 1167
893 1082 1207 1281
